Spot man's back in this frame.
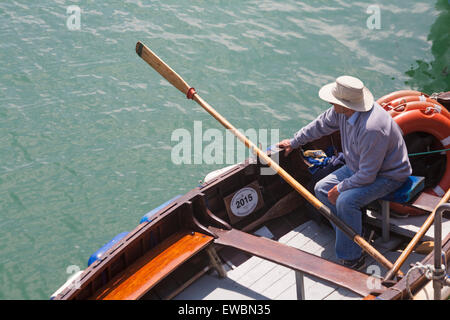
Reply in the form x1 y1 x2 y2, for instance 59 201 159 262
338 102 412 192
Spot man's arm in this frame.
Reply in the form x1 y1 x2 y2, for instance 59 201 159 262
290 107 340 149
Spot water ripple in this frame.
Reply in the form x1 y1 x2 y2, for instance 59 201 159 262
0 0 441 300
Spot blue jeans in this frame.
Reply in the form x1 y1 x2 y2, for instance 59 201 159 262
314 165 405 261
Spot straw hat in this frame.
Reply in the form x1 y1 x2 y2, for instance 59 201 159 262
318 76 374 112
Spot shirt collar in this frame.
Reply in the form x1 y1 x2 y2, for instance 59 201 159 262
347 111 359 126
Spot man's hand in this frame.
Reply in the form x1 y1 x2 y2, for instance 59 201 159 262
276 139 294 157
328 185 340 205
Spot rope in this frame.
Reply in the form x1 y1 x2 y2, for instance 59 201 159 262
408 148 450 157
405 254 449 299
405 262 434 299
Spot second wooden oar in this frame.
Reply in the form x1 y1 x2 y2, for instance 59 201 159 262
384 187 450 281
135 41 401 276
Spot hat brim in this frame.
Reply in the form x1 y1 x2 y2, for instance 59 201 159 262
318 82 374 112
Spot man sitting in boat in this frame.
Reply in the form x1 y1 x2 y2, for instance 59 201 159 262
277 75 412 269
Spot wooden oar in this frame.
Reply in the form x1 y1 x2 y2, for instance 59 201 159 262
135 41 401 275
384 188 450 281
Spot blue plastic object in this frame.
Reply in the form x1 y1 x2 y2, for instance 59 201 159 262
381 176 425 203
139 195 182 224
87 232 129 266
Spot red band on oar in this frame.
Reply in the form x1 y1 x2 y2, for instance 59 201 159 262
187 87 196 100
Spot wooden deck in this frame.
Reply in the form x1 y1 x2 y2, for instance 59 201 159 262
174 219 427 300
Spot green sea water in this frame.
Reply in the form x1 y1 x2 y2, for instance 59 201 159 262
0 0 448 299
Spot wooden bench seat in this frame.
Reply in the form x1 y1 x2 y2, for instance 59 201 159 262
93 231 214 300
410 192 443 213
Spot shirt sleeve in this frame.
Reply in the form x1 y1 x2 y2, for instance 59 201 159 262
290 108 340 149
337 130 389 192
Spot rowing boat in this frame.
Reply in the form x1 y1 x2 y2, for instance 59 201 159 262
51 128 450 300
51 44 450 301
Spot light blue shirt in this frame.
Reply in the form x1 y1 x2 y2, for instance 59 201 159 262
290 102 412 192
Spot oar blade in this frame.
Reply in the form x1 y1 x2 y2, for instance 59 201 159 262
136 41 191 96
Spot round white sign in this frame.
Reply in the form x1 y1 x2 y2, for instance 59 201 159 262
230 187 259 217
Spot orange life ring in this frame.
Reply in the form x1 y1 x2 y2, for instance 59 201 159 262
382 95 443 111
377 90 428 107
388 101 450 119
391 109 450 215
